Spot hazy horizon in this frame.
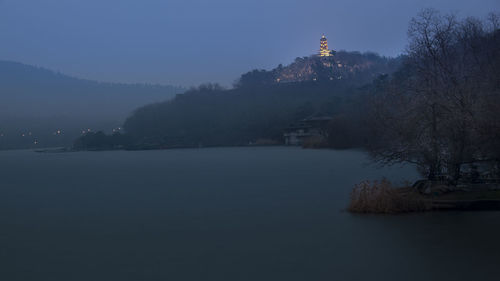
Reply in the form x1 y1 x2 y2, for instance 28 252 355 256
0 0 498 87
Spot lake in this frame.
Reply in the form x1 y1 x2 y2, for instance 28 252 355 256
1 147 499 281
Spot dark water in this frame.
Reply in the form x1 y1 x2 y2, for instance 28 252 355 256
1 147 499 281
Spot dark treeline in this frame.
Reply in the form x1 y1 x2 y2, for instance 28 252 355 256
123 81 356 148
73 131 132 151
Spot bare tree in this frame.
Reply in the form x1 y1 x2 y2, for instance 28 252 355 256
369 9 500 182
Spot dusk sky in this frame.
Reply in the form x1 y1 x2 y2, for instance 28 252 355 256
0 0 498 87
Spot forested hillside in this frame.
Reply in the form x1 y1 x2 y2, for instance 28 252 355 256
115 52 400 149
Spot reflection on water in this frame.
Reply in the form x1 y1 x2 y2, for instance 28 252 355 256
0 147 498 281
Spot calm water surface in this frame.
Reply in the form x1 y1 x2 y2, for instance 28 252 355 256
1 147 499 281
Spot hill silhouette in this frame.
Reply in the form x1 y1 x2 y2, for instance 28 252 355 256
106 51 402 149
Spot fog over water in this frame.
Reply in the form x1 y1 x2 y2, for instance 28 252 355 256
1 147 499 281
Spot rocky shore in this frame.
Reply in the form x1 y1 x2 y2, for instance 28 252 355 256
413 180 500 211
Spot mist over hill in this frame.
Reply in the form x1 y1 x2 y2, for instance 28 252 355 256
0 61 184 149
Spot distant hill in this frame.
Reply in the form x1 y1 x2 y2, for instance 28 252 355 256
0 61 184 149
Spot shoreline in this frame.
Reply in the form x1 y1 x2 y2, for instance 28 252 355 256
428 198 500 211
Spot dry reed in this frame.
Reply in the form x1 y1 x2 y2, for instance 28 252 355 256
348 179 428 214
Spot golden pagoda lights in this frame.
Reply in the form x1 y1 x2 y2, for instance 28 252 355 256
319 34 332 57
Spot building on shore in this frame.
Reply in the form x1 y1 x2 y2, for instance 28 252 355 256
284 116 332 145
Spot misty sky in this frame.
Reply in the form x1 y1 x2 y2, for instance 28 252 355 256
0 0 498 87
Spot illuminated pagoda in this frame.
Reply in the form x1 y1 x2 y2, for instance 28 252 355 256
319 34 333 57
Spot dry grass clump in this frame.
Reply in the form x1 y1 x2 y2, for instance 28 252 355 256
348 179 428 214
